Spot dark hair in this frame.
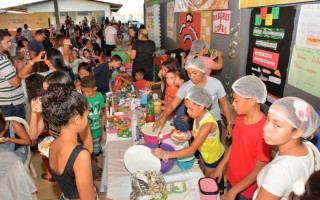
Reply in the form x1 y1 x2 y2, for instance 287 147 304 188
110 54 122 62
135 68 145 77
46 48 71 74
25 74 45 103
0 110 6 133
161 60 178 71
21 38 29 43
82 38 91 46
54 34 64 48
59 29 67 38
72 49 80 58
81 75 96 88
0 30 11 43
175 69 189 82
289 171 320 200
83 48 91 56
77 62 93 80
17 28 22 33
42 29 53 50
35 29 45 36
24 24 28 29
44 71 74 89
139 24 146 29
166 68 177 76
42 85 89 127
93 43 102 56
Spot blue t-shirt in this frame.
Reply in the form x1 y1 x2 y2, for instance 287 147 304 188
28 39 45 72
93 62 112 95
175 76 226 121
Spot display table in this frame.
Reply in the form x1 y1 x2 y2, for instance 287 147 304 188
100 133 204 200
0 152 37 200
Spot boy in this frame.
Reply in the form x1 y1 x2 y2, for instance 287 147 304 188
119 68 148 90
211 75 273 200
107 55 124 91
81 75 106 158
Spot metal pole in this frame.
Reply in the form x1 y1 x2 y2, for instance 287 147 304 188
53 0 60 26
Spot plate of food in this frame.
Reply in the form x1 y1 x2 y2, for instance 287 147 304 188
38 136 55 158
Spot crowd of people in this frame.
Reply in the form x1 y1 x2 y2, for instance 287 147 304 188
0 14 320 200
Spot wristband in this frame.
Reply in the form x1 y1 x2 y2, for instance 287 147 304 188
227 121 233 125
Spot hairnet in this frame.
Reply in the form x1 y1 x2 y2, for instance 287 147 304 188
269 97 320 139
185 85 212 108
185 55 206 74
231 75 267 104
190 39 206 54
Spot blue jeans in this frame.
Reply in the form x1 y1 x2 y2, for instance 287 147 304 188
0 103 26 119
227 180 252 200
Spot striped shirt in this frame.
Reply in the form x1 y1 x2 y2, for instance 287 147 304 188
0 54 25 105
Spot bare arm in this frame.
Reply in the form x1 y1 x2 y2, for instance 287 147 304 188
130 49 136 60
18 51 46 79
211 145 232 182
78 124 93 153
114 34 120 44
255 187 281 200
8 121 31 145
29 51 36 60
8 76 21 88
210 51 223 70
119 76 133 85
219 96 233 138
29 100 45 140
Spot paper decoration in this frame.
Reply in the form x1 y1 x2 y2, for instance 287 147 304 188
201 11 212 48
179 12 201 51
188 0 228 11
253 27 285 39
288 46 320 98
240 0 315 8
265 14 273 26
167 2 175 39
260 7 267 19
255 14 262 26
295 4 320 51
272 7 280 19
252 48 279 70
212 9 231 35
174 0 189 12
255 39 278 50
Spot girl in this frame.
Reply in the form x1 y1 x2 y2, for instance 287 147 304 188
71 49 82 79
19 38 30 62
82 49 96 68
75 62 93 91
92 43 104 66
152 85 225 178
163 69 179 116
0 111 31 163
42 85 96 200
254 97 320 200
156 60 179 101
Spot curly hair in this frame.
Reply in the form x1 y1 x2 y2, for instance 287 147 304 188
25 74 45 103
44 71 74 89
41 84 89 127
0 110 6 133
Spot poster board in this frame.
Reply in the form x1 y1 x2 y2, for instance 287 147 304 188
179 12 201 51
167 2 175 39
240 0 315 8
200 11 212 48
174 0 228 12
0 13 48 29
212 9 231 35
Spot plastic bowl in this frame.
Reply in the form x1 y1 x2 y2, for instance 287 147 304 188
143 143 176 174
177 155 195 170
141 122 174 144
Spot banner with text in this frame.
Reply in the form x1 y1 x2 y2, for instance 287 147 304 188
212 9 231 35
0 13 48 29
174 0 228 12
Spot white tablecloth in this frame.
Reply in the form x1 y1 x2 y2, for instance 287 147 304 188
100 133 204 200
0 152 37 200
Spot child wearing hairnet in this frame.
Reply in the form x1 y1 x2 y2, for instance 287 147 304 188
212 75 273 200
152 85 225 186
253 97 320 200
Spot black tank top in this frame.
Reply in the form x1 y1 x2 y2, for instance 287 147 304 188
50 145 96 199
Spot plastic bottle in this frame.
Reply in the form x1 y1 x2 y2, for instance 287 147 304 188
153 93 162 115
146 100 155 122
131 112 140 145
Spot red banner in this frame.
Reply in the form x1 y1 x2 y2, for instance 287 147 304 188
252 48 279 70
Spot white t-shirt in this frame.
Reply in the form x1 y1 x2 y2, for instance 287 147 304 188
253 141 319 200
104 26 117 45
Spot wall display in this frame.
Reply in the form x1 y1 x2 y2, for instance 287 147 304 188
295 3 320 50
288 46 320 98
200 11 212 48
174 0 189 12
179 12 201 51
240 0 315 8
212 9 231 35
0 13 48 29
174 0 228 12
167 2 175 39
246 6 296 104
146 3 161 48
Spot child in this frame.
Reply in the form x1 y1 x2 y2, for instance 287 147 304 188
75 62 93 91
164 69 179 109
119 68 147 90
82 49 96 68
0 110 31 163
19 38 30 62
152 85 225 179
289 170 320 200
253 97 320 200
108 55 123 92
70 49 82 79
81 75 106 158
212 75 273 200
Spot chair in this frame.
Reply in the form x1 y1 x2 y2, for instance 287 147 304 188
5 116 37 177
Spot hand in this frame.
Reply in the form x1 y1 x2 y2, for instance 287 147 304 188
153 115 166 131
181 116 190 122
223 188 237 200
0 137 10 143
151 148 169 162
226 124 233 139
31 98 42 113
33 51 46 63
210 166 223 183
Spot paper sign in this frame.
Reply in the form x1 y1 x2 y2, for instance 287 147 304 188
265 14 273 26
272 7 280 19
206 27 210 35
252 48 279 70
202 19 206 26
212 9 231 35
255 14 262 26
260 7 267 19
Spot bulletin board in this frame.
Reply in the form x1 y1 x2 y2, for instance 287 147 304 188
246 6 296 104
200 11 212 48
179 12 201 51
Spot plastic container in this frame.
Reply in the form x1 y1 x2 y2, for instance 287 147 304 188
176 155 195 170
198 178 219 200
141 122 174 143
143 143 176 174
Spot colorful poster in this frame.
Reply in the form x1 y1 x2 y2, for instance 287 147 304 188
146 6 154 30
200 11 212 48
0 13 48 29
212 9 231 35
174 0 189 12
295 4 320 51
188 0 228 11
246 7 296 104
288 46 320 98
167 2 175 39
240 0 315 8
179 12 201 51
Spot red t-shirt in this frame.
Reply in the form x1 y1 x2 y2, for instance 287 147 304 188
226 114 273 198
134 79 147 90
165 85 179 107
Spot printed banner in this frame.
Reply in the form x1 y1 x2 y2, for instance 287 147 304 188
295 3 320 50
179 12 201 51
240 0 315 8
288 46 320 98
174 0 189 12
174 0 228 12
167 2 175 39
0 13 48 29
212 9 231 35
246 6 296 105
200 11 212 48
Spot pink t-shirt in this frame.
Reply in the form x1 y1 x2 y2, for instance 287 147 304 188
186 55 213 75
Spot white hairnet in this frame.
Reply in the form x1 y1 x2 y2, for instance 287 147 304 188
185 85 212 108
269 97 320 139
185 55 206 74
231 75 267 104
190 39 206 54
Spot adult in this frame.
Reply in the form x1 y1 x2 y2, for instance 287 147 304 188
42 29 53 51
29 29 46 72
22 24 34 42
90 17 96 27
104 21 119 56
154 56 233 138
69 24 75 47
0 30 25 118
54 34 74 67
128 25 138 46
130 29 155 81
65 16 72 28
185 39 223 76
15 27 23 47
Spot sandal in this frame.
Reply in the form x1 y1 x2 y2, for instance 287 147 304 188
41 172 54 182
